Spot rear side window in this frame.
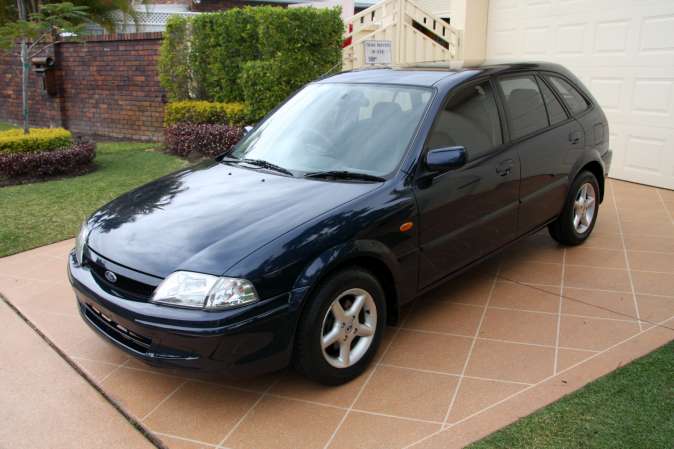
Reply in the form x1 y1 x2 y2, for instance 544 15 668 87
427 81 502 160
538 78 567 125
547 76 590 115
498 75 548 140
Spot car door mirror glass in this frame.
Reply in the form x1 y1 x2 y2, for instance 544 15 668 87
425 146 466 172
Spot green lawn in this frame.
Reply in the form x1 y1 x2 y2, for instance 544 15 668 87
470 341 674 449
0 121 18 131
0 142 187 257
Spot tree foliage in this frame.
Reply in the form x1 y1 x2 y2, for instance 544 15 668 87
0 0 147 31
0 2 87 50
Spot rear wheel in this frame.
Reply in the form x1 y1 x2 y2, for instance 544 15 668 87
549 171 600 246
294 269 386 385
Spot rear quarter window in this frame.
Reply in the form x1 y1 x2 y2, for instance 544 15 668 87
546 75 590 116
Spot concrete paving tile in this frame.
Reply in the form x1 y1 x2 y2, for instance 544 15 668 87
559 315 640 351
224 396 344 449
446 378 527 423
328 411 440 449
490 281 559 313
145 381 259 445
562 287 637 320
355 365 457 422
382 329 472 374
465 340 555 384
479 308 557 346
101 367 185 419
0 301 155 449
269 369 368 408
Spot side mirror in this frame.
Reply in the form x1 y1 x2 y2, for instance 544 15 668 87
243 125 254 135
425 146 466 172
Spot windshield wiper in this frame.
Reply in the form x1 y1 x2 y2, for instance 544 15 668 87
304 170 386 182
222 157 294 177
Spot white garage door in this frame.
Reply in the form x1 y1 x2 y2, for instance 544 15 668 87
485 0 674 190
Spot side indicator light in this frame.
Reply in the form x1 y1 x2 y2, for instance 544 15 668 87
399 222 414 232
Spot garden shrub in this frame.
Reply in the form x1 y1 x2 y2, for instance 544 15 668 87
0 141 95 179
190 8 261 103
164 123 244 158
158 16 193 101
164 100 249 127
0 128 72 155
158 6 343 118
256 7 343 64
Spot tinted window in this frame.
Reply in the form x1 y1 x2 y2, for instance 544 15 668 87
427 81 502 160
538 78 567 125
547 76 589 115
498 75 548 140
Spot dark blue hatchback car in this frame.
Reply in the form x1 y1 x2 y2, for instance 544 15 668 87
69 62 611 385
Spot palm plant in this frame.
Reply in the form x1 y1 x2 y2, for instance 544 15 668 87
1 1 147 31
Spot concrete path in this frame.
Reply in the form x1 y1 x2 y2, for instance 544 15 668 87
0 298 157 449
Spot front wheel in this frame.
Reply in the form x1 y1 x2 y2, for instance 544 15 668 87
549 171 600 246
294 269 386 385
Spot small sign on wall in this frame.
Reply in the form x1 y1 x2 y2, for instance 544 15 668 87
364 40 392 65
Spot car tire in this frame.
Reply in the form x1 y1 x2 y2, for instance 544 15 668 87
549 171 601 246
293 268 386 385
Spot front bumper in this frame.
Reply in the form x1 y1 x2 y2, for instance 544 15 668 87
68 251 307 377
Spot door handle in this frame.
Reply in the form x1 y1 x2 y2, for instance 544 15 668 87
569 131 581 145
496 159 514 177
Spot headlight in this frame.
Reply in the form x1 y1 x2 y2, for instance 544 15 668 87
75 220 89 265
151 271 259 311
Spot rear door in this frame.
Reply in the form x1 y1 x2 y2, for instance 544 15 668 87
496 73 584 233
415 79 521 287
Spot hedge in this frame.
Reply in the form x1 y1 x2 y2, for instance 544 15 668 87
158 6 343 118
158 16 193 101
0 141 95 179
164 123 244 158
0 128 72 155
240 52 338 121
164 100 249 127
190 8 260 103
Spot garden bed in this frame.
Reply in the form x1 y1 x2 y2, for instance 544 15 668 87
0 127 96 186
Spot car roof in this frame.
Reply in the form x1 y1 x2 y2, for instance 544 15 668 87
319 60 571 87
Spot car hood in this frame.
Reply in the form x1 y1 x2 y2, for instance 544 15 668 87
86 162 380 278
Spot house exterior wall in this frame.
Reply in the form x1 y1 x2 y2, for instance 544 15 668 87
0 33 165 141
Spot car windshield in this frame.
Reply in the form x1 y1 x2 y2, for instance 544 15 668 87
230 83 433 177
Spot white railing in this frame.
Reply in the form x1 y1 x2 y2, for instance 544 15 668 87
343 0 461 70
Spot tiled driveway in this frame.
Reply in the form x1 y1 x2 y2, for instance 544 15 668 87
1 179 673 449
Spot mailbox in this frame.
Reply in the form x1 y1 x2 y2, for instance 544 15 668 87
31 56 57 96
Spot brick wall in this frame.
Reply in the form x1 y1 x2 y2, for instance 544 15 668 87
0 33 165 141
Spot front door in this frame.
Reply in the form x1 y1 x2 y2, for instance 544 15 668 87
415 79 521 288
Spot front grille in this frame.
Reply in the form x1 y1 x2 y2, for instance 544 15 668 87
87 255 156 301
84 303 152 353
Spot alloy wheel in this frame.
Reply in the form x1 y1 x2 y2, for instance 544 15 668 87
320 288 377 369
573 182 596 234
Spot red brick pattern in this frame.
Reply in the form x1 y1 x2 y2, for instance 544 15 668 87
0 33 165 141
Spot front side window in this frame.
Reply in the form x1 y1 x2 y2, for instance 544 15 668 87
546 76 590 115
498 75 548 140
231 83 432 176
427 81 502 160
